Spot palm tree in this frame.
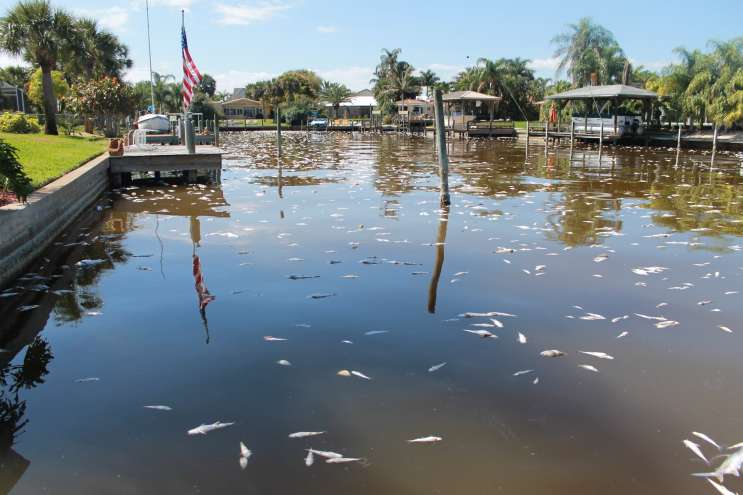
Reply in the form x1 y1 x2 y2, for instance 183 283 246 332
418 69 439 98
552 17 626 86
0 0 77 134
65 18 131 81
320 81 352 122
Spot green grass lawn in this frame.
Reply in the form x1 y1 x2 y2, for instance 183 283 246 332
0 132 107 188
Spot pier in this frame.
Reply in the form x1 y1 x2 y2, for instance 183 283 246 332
109 145 223 187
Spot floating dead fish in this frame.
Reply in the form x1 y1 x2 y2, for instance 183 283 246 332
655 320 679 329
307 449 343 459
460 311 516 318
75 259 105 267
307 293 336 299
143 405 172 411
407 436 442 443
277 359 292 366
351 370 371 380
579 313 606 320
540 350 565 357
75 377 100 383
264 336 287 341
288 275 320 280
578 364 599 373
464 329 497 339
684 439 710 464
17 305 40 312
694 446 743 482
428 362 447 373
238 443 252 470
718 325 733 334
364 330 388 336
513 369 534 376
326 457 362 464
706 479 737 495
490 318 504 328
692 432 722 451
289 431 326 438
579 351 614 360
517 332 527 344
305 449 314 467
337 370 351 377
341 274 359 279
187 421 235 435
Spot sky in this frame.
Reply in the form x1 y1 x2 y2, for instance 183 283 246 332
0 0 740 94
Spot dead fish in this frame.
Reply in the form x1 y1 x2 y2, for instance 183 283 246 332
578 364 599 373
533 377 539 385
307 293 335 299
684 439 710 464
616 331 629 339
694 446 743 482
326 457 362 464
307 448 343 459
75 377 100 382
579 313 606 320
341 274 359 279
239 442 252 469
277 359 292 366
692 432 722 451
187 421 235 435
407 436 442 443
289 431 326 438
305 449 314 467
706 479 737 495
611 315 629 323
579 351 614 360
540 350 566 358
460 311 515 318
288 275 320 280
490 318 504 328
143 405 172 411
364 330 388 336
718 325 733 334
351 370 371 380
513 369 534 376
517 332 527 344
428 362 447 373
17 305 40 312
337 369 351 377
655 320 679 329
464 329 497 339
75 259 105 267
264 336 287 341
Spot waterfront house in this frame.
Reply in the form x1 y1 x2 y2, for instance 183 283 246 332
324 89 377 119
218 97 263 118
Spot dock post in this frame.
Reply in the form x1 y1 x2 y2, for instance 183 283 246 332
214 117 220 147
599 121 604 152
526 121 530 146
544 120 548 145
711 123 719 168
184 114 195 154
433 89 451 207
675 124 682 167
276 107 282 157
570 120 575 147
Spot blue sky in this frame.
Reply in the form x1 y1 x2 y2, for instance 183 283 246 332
0 0 740 93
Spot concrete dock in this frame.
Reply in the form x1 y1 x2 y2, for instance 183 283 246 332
109 145 223 187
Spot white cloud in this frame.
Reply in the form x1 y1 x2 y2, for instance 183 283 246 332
629 58 670 71
316 25 336 33
214 1 291 26
421 63 464 81
315 66 374 92
123 62 176 83
528 57 560 72
213 69 275 92
74 7 130 33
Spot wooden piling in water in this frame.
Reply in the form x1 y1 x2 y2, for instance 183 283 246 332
675 125 682 167
525 121 530 146
570 120 574 147
433 89 451 207
711 123 719 167
276 108 282 157
599 121 604 152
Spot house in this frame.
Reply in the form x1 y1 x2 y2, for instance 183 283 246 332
396 99 430 118
218 97 263 118
0 81 27 113
324 89 377 118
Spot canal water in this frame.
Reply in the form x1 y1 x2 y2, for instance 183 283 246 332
1 132 742 494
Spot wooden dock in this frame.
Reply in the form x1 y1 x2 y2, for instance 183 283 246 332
108 146 222 187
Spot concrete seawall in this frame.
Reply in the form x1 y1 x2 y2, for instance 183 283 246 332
0 153 110 289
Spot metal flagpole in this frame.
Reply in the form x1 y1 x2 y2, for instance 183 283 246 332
182 10 195 153
145 0 156 113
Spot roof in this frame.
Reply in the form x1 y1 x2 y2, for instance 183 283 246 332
545 84 658 101
443 91 501 102
353 89 374 97
231 88 246 99
221 97 261 108
396 99 428 105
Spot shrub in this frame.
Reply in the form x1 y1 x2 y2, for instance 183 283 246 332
0 112 41 134
0 139 33 202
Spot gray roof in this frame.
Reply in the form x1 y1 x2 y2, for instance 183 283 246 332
443 90 501 102
546 84 658 101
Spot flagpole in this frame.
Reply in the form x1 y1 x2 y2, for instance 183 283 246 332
146 0 155 113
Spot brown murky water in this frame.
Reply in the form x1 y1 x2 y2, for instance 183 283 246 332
1 132 742 494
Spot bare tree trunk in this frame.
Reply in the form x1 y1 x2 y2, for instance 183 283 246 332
41 66 58 135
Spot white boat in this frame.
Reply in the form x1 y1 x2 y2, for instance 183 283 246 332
137 113 170 133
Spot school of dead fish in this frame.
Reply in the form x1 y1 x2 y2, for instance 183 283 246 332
2 132 742 492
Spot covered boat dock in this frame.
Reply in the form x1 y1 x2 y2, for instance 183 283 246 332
442 91 515 138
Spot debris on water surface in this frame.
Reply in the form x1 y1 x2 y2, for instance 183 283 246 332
307 293 336 299
143 405 172 411
407 436 442 443
428 362 447 373
187 421 235 435
578 364 599 373
239 442 251 469
540 350 566 357
277 359 292 366
464 329 497 338
289 431 326 438
264 336 287 341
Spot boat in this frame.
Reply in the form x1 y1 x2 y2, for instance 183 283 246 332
136 113 171 133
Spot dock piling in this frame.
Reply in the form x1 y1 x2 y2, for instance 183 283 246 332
711 123 718 168
433 89 451 207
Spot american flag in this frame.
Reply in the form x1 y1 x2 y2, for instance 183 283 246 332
181 24 202 112
192 254 215 311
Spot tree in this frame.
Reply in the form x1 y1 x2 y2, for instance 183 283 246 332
418 69 439 98
320 81 352 120
552 17 627 86
0 65 31 88
63 17 131 81
65 77 135 136
0 138 32 202
0 0 77 134
371 48 419 117
199 74 216 98
26 67 68 108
